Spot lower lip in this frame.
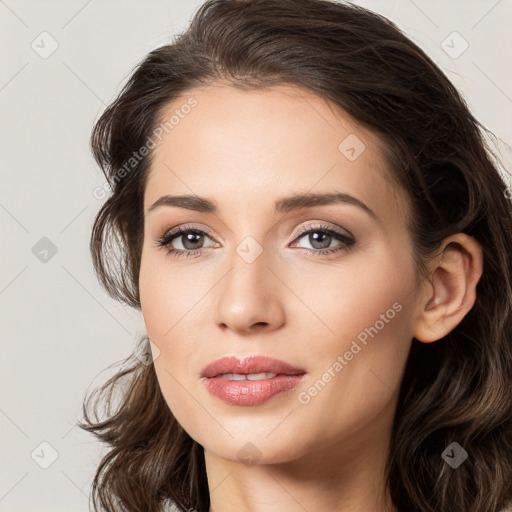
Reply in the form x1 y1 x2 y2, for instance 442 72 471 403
204 374 306 406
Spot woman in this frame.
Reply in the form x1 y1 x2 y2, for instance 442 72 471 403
80 1 512 511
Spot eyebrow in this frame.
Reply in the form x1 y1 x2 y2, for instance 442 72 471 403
146 191 378 222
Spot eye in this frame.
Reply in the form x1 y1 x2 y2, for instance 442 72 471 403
290 223 355 256
155 222 356 259
155 224 217 259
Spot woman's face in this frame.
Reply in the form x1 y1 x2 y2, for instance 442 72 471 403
139 83 423 465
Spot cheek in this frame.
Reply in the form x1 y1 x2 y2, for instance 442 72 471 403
288 236 416 345
297 254 415 432
139 253 207 341
294 243 413 365
139 260 168 340
139 260 203 426
139 253 214 407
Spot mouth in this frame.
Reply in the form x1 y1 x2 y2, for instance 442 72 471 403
201 356 307 406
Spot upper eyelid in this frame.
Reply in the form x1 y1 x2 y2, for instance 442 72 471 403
164 224 217 241
293 223 353 239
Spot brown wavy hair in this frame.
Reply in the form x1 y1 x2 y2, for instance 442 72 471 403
79 1 512 511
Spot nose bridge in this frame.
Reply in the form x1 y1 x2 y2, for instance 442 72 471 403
214 236 285 332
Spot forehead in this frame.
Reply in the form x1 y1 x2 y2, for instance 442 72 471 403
145 82 407 226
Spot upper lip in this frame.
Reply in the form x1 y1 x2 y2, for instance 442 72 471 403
201 356 306 378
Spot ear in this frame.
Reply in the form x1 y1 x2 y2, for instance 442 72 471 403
413 233 483 343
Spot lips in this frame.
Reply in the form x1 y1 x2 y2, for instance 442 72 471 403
201 355 306 378
201 355 307 406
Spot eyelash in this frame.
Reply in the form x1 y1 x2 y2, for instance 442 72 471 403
154 223 356 259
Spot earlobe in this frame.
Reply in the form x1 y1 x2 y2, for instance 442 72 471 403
413 233 483 343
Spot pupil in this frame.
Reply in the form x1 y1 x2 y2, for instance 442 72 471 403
310 232 330 249
183 232 203 250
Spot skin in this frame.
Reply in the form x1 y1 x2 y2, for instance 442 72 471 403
138 82 483 512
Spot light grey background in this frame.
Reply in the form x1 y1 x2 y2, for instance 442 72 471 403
1 1 511 511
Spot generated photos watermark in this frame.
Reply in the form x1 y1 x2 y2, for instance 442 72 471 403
93 96 198 200
298 301 403 405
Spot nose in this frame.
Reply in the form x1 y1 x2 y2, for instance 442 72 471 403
214 245 286 335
